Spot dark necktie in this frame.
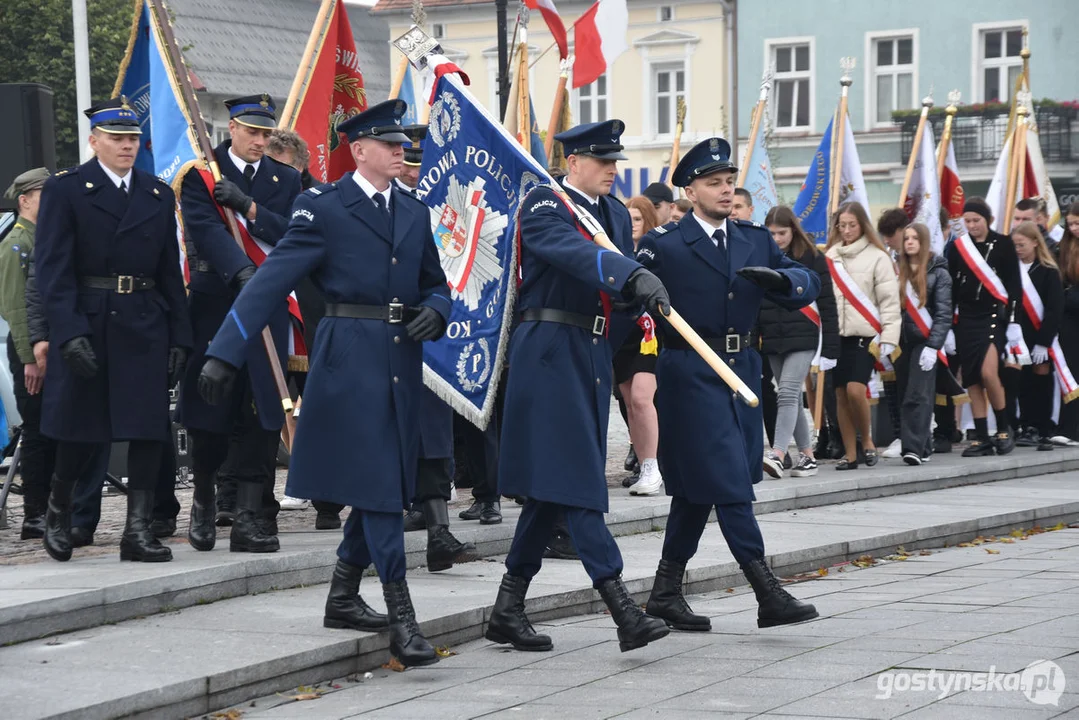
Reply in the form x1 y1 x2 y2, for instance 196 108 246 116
118 179 129 205
712 228 728 268
243 164 255 187
373 192 389 216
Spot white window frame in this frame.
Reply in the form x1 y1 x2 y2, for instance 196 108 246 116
864 29 919 130
573 73 610 126
970 20 1029 103
650 61 687 139
764 36 815 134
658 5 673 22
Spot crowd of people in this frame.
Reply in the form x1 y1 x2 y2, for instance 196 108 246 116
610 182 1079 487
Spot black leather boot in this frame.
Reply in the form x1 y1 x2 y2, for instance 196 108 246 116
70 527 94 548
646 559 711 631
741 557 819 628
230 482 280 553
120 489 173 562
597 576 670 652
424 498 478 572
403 507 426 532
43 474 76 562
188 470 217 551
485 574 553 651
21 512 46 540
323 560 390 632
479 500 502 525
382 580 439 667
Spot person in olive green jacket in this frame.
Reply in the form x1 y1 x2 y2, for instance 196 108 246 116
1 168 51 538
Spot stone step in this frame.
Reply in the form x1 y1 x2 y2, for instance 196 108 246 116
2 472 1078 720
1 449 1076 647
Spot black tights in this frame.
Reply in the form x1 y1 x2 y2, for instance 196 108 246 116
56 440 163 492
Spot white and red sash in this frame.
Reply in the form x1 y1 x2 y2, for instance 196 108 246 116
954 233 1008 304
1019 267 1079 402
799 301 823 367
197 168 308 366
902 281 949 365
827 255 898 376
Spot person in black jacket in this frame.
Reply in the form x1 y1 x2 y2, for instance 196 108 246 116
758 206 839 478
896 223 953 464
1055 203 1079 443
1012 221 1063 450
948 198 1023 456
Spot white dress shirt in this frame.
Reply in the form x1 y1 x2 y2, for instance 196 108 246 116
563 179 599 206
693 213 728 249
228 146 261 177
97 159 132 191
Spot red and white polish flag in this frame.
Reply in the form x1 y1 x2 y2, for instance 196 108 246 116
525 0 569 60
572 0 628 89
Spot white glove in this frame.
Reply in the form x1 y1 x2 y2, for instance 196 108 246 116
1006 323 1023 347
943 329 956 356
880 342 896 358
919 346 938 372
1031 344 1049 364
818 357 837 372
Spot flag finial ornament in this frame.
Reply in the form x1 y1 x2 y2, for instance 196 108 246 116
410 0 427 28
946 89 961 113
839 57 855 87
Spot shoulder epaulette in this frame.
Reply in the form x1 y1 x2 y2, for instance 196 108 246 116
733 218 763 229
53 167 76 178
306 182 337 197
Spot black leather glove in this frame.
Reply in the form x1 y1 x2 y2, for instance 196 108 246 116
406 306 446 342
624 268 671 317
198 357 237 406
737 266 792 293
213 177 253 216
167 346 187 388
60 336 98 378
232 265 256 291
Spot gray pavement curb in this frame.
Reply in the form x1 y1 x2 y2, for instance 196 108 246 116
31 498 1079 720
3 450 1076 647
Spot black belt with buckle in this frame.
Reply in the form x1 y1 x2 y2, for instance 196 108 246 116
79 275 156 294
519 308 607 336
665 332 755 353
324 302 409 324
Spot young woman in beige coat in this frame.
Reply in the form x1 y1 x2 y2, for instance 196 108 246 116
824 202 902 469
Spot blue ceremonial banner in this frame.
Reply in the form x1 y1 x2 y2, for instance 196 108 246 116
399 64 420 125
792 117 833 245
416 75 551 428
114 0 199 184
743 127 777 225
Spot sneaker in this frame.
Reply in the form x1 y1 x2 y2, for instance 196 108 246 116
762 450 784 479
279 495 309 510
782 453 793 470
1050 435 1079 447
881 439 902 459
790 453 818 477
902 452 922 466
629 459 663 496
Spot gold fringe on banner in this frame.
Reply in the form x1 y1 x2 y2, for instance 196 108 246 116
111 0 145 97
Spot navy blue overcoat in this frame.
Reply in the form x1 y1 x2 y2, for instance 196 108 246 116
35 160 192 442
176 142 302 433
205 174 451 512
498 185 641 512
636 215 819 505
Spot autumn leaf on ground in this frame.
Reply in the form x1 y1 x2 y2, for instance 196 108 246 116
958 542 973 548
985 548 1001 554
852 555 876 568
435 646 457 658
894 546 911 557
817 567 828 576
725 588 735 593
999 538 1015 543
382 657 407 672
1010 529 1026 538
919 550 932 556
210 711 243 720
1051 522 1066 531
289 693 321 701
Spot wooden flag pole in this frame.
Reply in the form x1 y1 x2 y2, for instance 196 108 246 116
1002 101 1030 231
898 96 933 208
736 69 772 187
147 0 293 417
517 32 531 153
280 0 336 127
544 57 570 159
813 369 825 431
827 58 855 217
665 98 687 191
936 90 959 182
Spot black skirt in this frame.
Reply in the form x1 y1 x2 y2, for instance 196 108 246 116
835 335 875 386
955 307 1007 387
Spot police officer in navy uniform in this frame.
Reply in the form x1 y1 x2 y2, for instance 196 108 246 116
197 99 450 668
636 138 820 630
176 94 302 554
34 97 192 562
485 120 671 654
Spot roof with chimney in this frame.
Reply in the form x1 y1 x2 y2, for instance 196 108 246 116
167 0 390 102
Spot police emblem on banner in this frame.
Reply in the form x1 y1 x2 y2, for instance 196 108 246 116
415 80 551 429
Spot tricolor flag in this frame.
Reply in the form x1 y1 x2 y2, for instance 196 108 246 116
986 106 1062 233
525 0 568 60
572 0 628 89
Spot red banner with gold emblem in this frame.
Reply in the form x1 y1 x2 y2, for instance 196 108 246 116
282 0 367 184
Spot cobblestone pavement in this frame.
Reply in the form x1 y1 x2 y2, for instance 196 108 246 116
214 528 1079 720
